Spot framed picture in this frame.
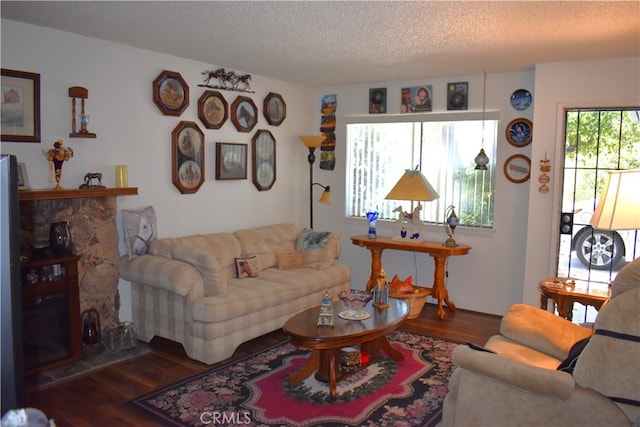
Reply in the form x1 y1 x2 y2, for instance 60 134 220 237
153 70 189 116
216 142 247 180
172 121 204 194
1 68 41 142
447 82 468 110
198 90 227 129
263 92 286 126
369 88 387 114
504 154 531 183
17 162 30 188
401 85 432 113
230 96 258 133
252 130 276 191
506 118 533 147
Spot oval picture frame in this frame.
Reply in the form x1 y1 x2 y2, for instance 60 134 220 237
230 96 258 133
263 92 286 126
198 90 227 129
504 154 531 184
153 70 189 116
252 129 276 191
172 121 204 193
505 118 533 147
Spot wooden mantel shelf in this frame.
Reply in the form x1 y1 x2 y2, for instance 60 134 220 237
19 187 138 201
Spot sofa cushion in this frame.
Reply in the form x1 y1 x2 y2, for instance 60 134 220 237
121 206 158 260
610 256 640 299
234 223 299 272
301 232 342 269
148 237 172 258
235 256 260 278
168 233 240 296
257 263 351 299
298 228 332 249
276 250 304 270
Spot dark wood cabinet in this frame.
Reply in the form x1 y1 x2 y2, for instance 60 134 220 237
20 252 84 375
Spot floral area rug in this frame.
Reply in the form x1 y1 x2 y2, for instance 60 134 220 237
130 330 459 426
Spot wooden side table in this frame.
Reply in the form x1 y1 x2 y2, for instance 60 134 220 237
351 235 471 320
538 277 610 321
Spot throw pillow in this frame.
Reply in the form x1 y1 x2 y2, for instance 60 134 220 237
122 206 157 260
298 228 332 250
235 256 260 278
302 233 340 269
557 336 591 374
276 250 304 270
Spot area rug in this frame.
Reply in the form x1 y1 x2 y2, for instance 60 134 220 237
130 330 459 426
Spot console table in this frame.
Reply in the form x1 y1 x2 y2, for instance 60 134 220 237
351 235 471 319
539 277 610 321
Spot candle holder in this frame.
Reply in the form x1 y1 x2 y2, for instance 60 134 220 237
443 205 460 247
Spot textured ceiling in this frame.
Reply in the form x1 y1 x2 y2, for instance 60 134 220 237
2 1 639 87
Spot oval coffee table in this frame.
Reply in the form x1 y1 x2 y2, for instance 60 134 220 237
283 298 409 400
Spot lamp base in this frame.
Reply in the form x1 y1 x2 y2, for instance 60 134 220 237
443 237 458 247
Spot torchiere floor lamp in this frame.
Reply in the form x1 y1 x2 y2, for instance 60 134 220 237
299 135 331 229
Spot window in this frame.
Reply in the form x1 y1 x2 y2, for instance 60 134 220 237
346 117 498 228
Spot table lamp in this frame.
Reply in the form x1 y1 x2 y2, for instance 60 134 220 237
385 166 439 240
590 169 640 231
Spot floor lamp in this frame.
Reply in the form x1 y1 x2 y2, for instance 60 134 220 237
299 135 330 229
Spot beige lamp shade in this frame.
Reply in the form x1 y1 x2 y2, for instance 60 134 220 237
299 135 325 149
385 169 439 202
590 169 640 230
318 186 331 204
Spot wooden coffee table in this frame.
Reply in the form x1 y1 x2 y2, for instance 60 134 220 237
283 298 409 400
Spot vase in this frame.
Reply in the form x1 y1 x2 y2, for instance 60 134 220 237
49 221 72 255
366 211 380 239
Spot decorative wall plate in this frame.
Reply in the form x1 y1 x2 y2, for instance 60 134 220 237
153 70 189 116
506 118 533 147
198 90 227 129
504 154 531 183
510 89 532 111
263 92 286 126
230 96 258 132
252 129 276 191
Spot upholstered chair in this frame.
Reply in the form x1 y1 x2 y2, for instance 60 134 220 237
442 257 640 426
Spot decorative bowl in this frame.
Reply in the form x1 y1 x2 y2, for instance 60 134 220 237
338 289 373 319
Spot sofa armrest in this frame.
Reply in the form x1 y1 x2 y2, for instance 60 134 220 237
119 254 204 299
452 344 575 400
500 304 593 360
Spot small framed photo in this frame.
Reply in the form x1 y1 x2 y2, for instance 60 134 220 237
369 88 387 114
172 121 204 194
401 85 432 113
230 96 258 133
17 162 30 188
153 70 189 116
263 92 286 126
447 82 468 110
198 90 227 129
216 142 247 180
1 68 41 142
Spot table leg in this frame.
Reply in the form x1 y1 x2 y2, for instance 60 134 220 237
288 350 320 386
432 255 455 319
366 247 384 292
329 353 337 400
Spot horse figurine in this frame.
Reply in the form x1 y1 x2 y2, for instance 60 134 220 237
234 74 252 91
392 204 423 239
79 172 105 189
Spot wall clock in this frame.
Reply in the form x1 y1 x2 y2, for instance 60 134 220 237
230 96 258 133
198 90 227 129
153 70 189 116
263 92 286 126
252 129 276 191
172 121 204 193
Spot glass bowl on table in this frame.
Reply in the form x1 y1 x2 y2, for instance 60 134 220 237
338 289 373 320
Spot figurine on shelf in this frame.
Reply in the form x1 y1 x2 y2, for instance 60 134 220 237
317 291 335 327
43 139 73 190
79 172 105 189
372 268 390 309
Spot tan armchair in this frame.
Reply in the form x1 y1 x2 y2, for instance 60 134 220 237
443 257 640 426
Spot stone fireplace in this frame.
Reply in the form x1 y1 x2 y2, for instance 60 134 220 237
19 188 137 329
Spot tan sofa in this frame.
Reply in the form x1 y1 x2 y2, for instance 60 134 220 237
443 257 640 426
119 223 351 364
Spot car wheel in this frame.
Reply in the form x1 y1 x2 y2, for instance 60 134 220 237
574 227 625 270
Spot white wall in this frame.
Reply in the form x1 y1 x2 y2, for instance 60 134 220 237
4 19 638 319
1 20 317 321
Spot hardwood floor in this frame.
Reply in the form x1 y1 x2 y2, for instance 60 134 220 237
23 304 500 426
